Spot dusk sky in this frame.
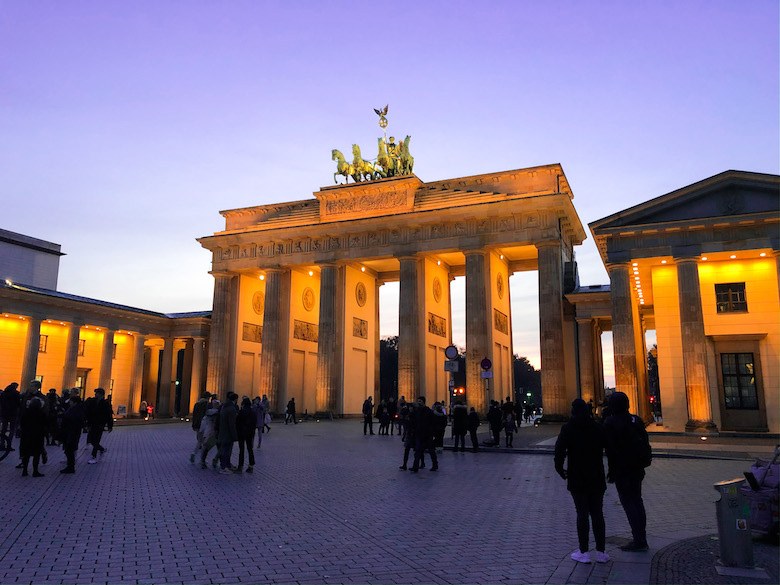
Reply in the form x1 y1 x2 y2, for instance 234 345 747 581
2 1 778 382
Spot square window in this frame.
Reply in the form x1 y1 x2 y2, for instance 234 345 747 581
715 283 747 313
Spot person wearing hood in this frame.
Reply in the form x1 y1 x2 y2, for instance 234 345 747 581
235 397 257 473
603 391 650 552
189 392 210 464
554 398 609 564
198 399 221 469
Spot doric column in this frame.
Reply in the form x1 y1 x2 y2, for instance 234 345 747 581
62 322 82 389
537 242 567 418
374 281 382 404
98 329 115 391
576 317 595 404
608 263 639 411
157 337 175 417
593 320 605 407
676 258 717 434
316 264 340 413
465 251 490 414
259 269 284 409
20 316 43 386
188 338 206 412
179 338 195 416
128 333 146 416
398 256 421 401
206 273 237 398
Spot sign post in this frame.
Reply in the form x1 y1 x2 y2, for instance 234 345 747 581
445 345 459 409
480 357 492 409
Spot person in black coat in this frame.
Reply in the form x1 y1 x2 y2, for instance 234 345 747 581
20 396 47 477
603 391 650 552
451 400 468 452
60 396 86 474
235 397 257 473
487 401 503 447
467 407 481 452
555 398 609 564
0 382 21 451
84 388 113 464
410 396 438 472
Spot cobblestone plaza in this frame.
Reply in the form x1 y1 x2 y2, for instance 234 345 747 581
0 420 774 585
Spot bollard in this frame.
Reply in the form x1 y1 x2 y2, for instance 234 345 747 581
713 478 754 568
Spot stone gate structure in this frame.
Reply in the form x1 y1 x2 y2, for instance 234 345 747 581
198 164 587 416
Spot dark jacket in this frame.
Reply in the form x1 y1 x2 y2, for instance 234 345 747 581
20 399 47 456
61 401 86 450
603 391 649 481
0 386 21 421
412 405 435 442
218 400 239 443
191 398 209 431
452 403 468 434
236 404 257 439
554 415 606 493
467 411 480 432
84 397 113 431
487 404 503 430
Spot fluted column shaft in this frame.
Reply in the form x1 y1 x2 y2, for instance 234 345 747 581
316 264 339 413
189 338 205 412
465 251 490 414
20 316 42 386
62 322 81 389
608 263 639 410
259 269 284 409
98 329 115 391
576 318 595 404
398 257 421 401
157 337 174 417
374 281 382 403
206 273 236 398
537 242 567 417
129 334 146 415
676 258 717 433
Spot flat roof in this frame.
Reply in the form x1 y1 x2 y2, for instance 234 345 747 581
0 228 64 256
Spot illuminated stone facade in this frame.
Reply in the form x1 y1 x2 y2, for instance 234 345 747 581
199 164 587 417
588 170 780 433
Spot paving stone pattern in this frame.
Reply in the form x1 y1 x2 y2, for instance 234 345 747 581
0 421 756 584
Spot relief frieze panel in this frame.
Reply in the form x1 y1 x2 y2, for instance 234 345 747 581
323 189 408 216
242 323 263 344
494 309 509 334
427 312 447 338
293 320 319 343
352 317 368 339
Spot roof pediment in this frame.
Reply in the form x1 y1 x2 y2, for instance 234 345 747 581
590 170 779 232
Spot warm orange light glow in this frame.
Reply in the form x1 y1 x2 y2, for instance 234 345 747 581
632 262 638 266
437 260 441 266
361 266 366 272
661 260 667 264
729 255 736 259
259 274 265 281
308 270 314 277
759 252 767 257
701 256 708 261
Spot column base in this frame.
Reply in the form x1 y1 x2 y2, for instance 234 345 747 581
685 419 719 435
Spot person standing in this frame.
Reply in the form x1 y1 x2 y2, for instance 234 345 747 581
362 396 374 435
399 402 418 470
432 402 447 452
261 394 271 432
60 395 85 474
387 397 398 435
218 392 239 474
451 400 468 452
467 407 481 452
19 396 47 477
189 392 210 463
235 397 257 473
0 382 21 451
85 388 113 464
504 410 516 448
555 398 609 564
198 400 221 469
410 396 438 473
251 396 266 448
487 401 503 447
603 391 651 552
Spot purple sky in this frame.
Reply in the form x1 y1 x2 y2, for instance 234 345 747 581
2 1 778 381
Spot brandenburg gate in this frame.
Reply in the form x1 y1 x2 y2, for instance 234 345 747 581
198 163 587 418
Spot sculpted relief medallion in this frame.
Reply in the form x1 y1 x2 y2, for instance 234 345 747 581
355 282 367 307
432 277 442 303
252 291 265 316
496 273 504 300
302 287 315 312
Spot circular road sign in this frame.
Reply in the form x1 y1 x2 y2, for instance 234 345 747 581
444 345 459 360
480 357 492 371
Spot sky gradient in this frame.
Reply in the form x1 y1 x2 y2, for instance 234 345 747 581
2 1 778 382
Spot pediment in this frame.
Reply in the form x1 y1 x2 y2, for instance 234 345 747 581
591 171 779 232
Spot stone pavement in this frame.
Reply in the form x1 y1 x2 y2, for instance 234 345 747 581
0 419 775 585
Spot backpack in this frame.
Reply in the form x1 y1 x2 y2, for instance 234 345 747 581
630 415 652 468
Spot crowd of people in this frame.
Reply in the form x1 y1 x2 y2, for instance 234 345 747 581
0 380 114 476
189 391 272 474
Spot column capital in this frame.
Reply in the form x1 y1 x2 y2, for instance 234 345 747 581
535 239 562 251
462 249 487 258
605 261 631 273
209 270 235 278
672 256 700 265
575 317 593 326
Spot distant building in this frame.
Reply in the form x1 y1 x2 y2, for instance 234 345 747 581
0 229 63 290
0 232 210 417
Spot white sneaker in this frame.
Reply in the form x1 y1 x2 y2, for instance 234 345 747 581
87 458 98 464
592 551 610 563
570 550 591 563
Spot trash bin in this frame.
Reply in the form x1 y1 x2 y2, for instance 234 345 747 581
713 478 753 568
